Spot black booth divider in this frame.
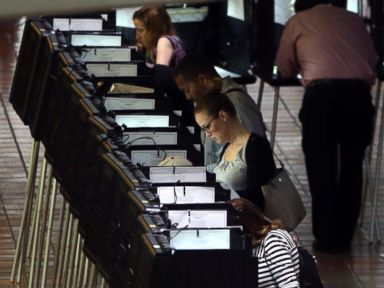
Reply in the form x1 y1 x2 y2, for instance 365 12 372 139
11 17 257 288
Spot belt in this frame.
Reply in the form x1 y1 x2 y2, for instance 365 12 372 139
306 79 370 89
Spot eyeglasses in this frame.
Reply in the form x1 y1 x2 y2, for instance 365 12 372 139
201 114 218 133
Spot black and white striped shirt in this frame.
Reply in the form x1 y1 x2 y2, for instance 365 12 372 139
253 229 300 288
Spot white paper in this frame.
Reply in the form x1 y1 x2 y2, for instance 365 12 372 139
69 19 103 31
170 229 230 250
168 210 227 228
81 48 131 62
53 18 69 30
186 126 195 134
109 83 154 94
347 0 358 13
116 115 169 128
116 7 142 28
227 0 245 21
71 34 122 47
86 63 137 77
167 6 208 23
124 131 178 145
149 166 206 183
104 97 155 111
131 150 187 166
214 66 241 78
157 186 215 204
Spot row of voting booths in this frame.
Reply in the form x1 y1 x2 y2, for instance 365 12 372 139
8 3 272 287
8 1 384 287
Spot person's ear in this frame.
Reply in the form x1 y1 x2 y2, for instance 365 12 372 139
197 74 209 86
219 110 229 122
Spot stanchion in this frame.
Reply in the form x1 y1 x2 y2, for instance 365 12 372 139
11 139 40 283
76 249 86 288
54 201 70 288
257 79 265 109
66 219 79 288
360 81 382 228
253 79 280 150
370 81 384 243
41 178 58 288
28 158 48 288
33 164 54 288
81 258 90 288
61 213 74 287
87 262 97 288
270 87 280 150
72 233 82 287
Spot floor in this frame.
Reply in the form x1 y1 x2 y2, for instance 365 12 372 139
1 19 384 288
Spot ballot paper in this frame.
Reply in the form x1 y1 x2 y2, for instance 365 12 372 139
168 210 227 228
214 66 241 78
123 131 178 145
149 166 206 183
86 63 137 77
167 6 209 22
104 97 155 111
227 0 245 21
115 115 169 128
131 150 187 166
116 7 142 28
80 48 131 62
71 34 122 47
53 18 103 31
157 186 215 204
170 229 230 250
109 83 154 94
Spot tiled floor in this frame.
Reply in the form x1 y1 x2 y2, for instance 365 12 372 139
1 19 384 288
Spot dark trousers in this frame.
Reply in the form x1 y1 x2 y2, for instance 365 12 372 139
299 80 374 247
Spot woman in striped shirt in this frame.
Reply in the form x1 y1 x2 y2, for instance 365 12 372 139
229 198 300 287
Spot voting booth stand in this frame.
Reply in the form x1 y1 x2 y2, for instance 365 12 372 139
9 13 259 288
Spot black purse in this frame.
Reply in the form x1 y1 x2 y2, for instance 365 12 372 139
298 247 324 288
263 242 324 287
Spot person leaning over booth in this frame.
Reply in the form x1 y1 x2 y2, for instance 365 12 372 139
194 92 275 207
229 198 300 288
132 5 195 125
175 54 266 172
133 5 185 68
276 0 378 253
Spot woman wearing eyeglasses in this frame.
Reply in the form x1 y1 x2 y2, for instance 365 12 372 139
194 92 276 207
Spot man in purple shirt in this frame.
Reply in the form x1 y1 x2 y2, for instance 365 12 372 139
277 0 377 253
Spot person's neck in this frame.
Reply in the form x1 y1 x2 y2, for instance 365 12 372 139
227 122 249 145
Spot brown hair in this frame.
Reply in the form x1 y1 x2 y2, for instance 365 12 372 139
133 5 175 62
194 92 237 118
175 53 219 80
228 198 283 245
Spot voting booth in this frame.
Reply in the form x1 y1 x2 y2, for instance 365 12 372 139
9 8 272 287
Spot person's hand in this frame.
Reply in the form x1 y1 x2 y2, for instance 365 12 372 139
136 42 144 52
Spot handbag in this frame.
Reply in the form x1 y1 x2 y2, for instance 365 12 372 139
261 155 306 231
264 244 324 288
298 247 324 288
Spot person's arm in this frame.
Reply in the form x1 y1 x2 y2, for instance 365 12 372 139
246 135 276 207
156 36 174 66
276 18 300 78
264 232 300 288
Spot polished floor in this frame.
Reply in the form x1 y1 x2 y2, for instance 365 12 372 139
1 19 384 288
